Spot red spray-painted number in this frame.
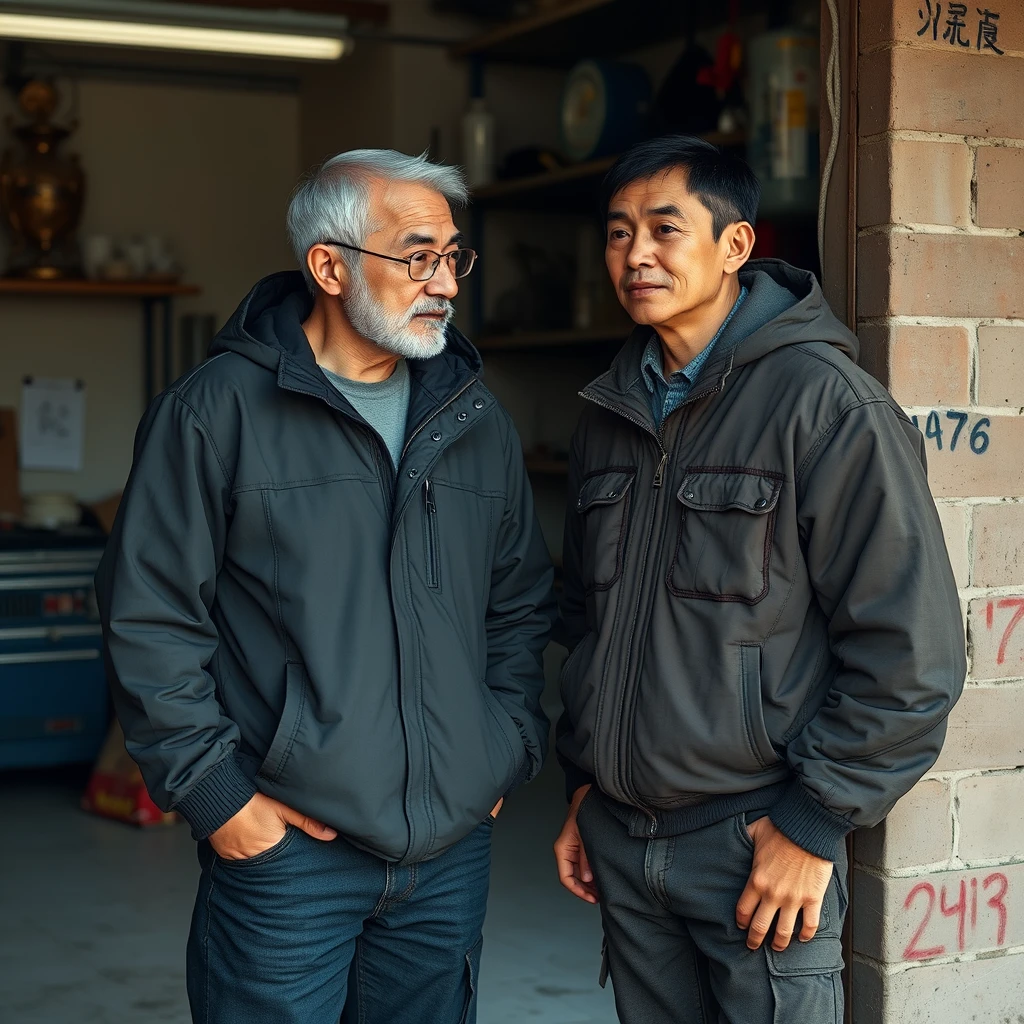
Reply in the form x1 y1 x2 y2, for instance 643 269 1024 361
902 873 1011 961
903 883 947 960
986 599 1024 666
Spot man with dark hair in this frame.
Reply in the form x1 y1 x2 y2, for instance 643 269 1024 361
553 135 965 1022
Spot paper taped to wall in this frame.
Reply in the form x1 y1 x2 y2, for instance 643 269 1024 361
19 377 86 472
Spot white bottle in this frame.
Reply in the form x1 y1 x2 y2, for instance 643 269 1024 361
462 98 496 189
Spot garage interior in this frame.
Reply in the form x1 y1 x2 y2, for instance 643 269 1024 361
0 1 830 1021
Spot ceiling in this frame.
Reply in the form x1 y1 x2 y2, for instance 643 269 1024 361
171 0 389 22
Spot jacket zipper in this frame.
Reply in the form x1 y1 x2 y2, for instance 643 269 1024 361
424 479 440 589
578 389 665 827
579 378 728 835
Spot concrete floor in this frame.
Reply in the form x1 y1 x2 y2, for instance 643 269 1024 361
0 755 614 1024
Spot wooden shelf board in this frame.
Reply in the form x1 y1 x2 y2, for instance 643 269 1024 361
471 133 745 209
0 279 200 298
477 326 629 352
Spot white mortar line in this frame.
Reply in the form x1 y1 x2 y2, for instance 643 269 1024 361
873 943 1024 977
859 131 1024 149
858 39 1024 60
858 316 1024 328
960 676 1024 687
935 496 1024 506
901 405 1024 417
859 223 1022 237
956 583 1024 599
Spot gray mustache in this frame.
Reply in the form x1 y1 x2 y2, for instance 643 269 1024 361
409 301 454 320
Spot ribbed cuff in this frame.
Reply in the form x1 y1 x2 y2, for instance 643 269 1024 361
558 752 597 803
175 757 260 840
769 781 853 862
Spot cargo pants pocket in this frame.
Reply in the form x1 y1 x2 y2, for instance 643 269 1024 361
763 872 845 1024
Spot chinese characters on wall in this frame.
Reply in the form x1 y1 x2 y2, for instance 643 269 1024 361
917 3 1005 53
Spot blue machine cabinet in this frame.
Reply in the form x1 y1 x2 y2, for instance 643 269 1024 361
0 530 109 769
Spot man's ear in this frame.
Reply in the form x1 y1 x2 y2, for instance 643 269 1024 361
722 221 756 275
306 244 348 297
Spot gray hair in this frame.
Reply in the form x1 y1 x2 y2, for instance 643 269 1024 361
286 149 469 290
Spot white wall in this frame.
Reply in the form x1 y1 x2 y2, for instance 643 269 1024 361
0 79 300 502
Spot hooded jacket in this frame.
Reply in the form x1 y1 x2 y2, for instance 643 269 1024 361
96 272 556 864
556 260 966 861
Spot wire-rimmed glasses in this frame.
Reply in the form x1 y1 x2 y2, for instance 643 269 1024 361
326 242 477 281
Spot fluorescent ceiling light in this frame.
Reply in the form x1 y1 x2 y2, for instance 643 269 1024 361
0 12 348 60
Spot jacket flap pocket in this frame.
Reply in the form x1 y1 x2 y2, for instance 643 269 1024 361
677 471 781 515
577 469 636 514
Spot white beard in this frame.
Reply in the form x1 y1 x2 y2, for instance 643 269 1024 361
346 271 453 360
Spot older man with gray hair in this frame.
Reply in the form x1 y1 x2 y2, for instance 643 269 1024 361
95 150 556 1024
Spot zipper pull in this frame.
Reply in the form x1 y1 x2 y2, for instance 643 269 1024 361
652 452 668 489
424 478 436 514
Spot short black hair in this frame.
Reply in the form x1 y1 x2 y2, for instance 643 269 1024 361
600 135 761 241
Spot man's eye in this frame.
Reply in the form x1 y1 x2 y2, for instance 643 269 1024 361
656 224 678 235
410 251 432 265
609 230 629 241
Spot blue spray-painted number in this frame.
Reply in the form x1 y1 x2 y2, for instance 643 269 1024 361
911 411 990 455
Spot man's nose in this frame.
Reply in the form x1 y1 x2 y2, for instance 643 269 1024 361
625 236 656 270
425 260 459 299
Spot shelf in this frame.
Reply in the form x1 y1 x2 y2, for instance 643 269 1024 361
451 0 758 67
471 133 745 210
477 325 629 352
0 279 200 298
525 456 570 477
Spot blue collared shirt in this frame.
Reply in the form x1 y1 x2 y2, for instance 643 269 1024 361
641 285 748 425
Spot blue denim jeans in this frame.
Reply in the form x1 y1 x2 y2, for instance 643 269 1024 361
186 819 493 1024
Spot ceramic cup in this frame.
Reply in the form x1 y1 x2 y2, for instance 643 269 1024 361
82 234 113 280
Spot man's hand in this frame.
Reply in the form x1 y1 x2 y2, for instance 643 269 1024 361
736 816 834 952
489 797 504 819
554 784 598 904
208 792 338 861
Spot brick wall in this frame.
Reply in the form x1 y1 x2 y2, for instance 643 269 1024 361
852 2 1024 1019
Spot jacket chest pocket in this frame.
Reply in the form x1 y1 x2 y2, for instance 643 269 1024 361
576 468 636 592
667 469 782 604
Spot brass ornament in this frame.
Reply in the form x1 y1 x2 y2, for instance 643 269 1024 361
0 80 85 279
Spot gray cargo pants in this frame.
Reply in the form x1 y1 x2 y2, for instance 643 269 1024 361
576 789 847 1024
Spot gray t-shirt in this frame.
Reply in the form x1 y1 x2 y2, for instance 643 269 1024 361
322 360 410 469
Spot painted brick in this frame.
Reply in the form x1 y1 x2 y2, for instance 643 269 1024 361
973 501 1024 587
859 139 972 227
853 862 1024 962
857 322 889 386
859 0 1024 54
978 326 1024 407
957 773 1024 861
933 684 1024 770
894 325 971 406
866 953 1024 1022
969 595 1024 678
857 232 1024 319
976 146 1024 228
851 960 883 1023
855 778 952 870
934 501 970 589
853 323 971 406
860 48 1024 138
921 414 1024 498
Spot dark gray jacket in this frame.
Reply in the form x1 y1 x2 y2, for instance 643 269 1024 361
96 272 556 864
557 261 966 861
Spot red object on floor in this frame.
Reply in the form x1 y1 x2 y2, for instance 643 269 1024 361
81 721 178 827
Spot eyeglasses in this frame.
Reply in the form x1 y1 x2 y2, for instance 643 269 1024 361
325 242 477 281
